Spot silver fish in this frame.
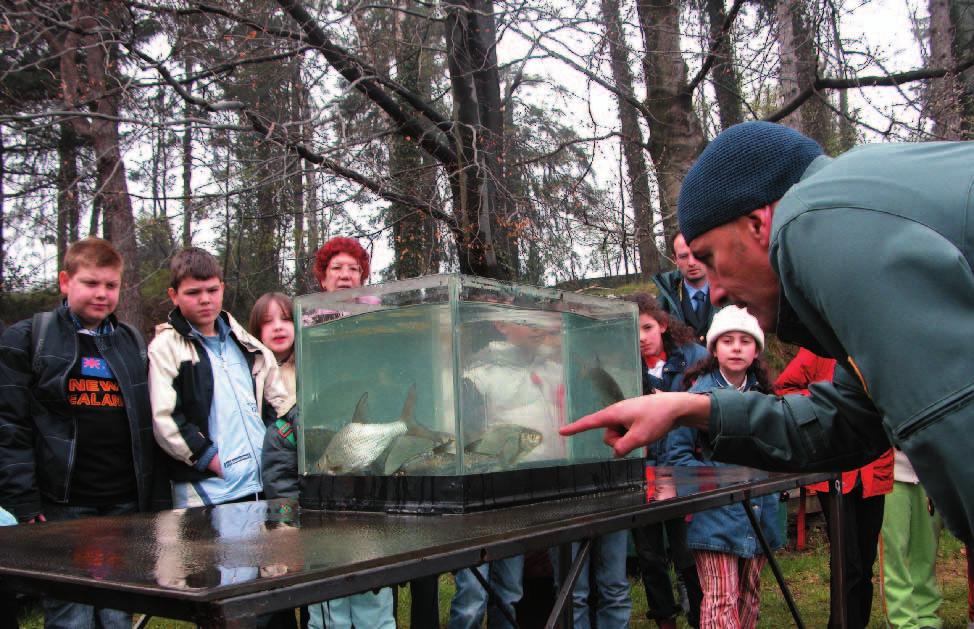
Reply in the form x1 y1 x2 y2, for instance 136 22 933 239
315 385 437 474
389 437 457 476
390 425 544 476
464 424 543 468
315 388 404 474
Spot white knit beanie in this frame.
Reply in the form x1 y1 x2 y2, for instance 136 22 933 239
705 305 765 352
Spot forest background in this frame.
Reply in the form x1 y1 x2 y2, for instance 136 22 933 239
0 0 972 332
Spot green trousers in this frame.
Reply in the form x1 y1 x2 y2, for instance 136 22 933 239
880 481 942 629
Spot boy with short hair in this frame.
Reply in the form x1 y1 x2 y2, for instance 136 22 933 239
0 237 157 628
149 247 292 508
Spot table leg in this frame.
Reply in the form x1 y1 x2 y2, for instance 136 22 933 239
828 476 847 629
469 564 519 627
742 499 805 629
545 539 590 629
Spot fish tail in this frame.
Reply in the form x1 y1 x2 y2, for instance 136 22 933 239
400 384 437 440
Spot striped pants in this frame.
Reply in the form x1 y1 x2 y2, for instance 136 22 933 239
693 550 767 629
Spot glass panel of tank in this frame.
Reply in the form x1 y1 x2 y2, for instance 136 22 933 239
293 274 640 479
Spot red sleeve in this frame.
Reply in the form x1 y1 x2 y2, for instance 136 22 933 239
773 348 836 396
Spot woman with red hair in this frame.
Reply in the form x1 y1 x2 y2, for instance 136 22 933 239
312 237 370 292
264 236 395 628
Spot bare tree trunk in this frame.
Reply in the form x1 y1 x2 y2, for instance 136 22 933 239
57 123 82 268
776 0 832 146
601 0 660 277
305 166 318 292
276 0 520 279
222 129 232 271
444 0 515 279
929 0 974 139
956 0 974 132
291 59 306 286
91 120 142 325
182 57 194 246
48 0 143 327
777 0 801 130
0 126 5 301
86 34 142 324
390 1 440 279
829 9 856 151
636 0 707 250
706 0 744 128
90 197 100 237
254 144 281 295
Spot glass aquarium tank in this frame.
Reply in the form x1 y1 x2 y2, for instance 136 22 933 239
295 274 643 513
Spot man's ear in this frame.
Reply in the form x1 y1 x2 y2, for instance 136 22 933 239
167 286 178 305
746 202 777 248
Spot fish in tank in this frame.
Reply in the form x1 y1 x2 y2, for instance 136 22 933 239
294 274 643 512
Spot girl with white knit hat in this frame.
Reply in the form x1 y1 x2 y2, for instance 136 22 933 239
665 306 779 629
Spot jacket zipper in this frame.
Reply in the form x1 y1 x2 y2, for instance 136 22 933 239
61 324 80 503
100 333 145 508
895 385 974 441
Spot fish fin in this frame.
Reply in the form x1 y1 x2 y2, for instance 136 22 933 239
351 392 369 422
399 384 416 423
499 438 520 467
401 384 437 440
590 367 625 405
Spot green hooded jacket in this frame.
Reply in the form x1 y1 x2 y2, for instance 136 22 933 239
704 141 974 544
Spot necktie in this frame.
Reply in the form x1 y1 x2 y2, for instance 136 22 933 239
692 291 706 313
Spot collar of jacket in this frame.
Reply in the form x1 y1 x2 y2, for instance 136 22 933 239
712 368 757 391
60 301 119 336
769 153 836 357
773 292 832 358
652 269 683 295
652 269 685 313
167 306 214 339
165 307 265 355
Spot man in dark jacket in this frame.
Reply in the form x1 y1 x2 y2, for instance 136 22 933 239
562 121 974 546
0 237 159 629
653 233 717 344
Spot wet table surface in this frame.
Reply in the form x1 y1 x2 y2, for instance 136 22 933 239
0 467 832 623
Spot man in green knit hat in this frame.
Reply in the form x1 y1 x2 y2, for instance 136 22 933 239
562 121 974 547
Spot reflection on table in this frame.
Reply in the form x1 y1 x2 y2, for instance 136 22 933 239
0 466 827 604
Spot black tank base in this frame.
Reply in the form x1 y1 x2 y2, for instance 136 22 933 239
299 458 644 514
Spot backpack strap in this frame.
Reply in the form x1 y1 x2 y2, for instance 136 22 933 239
118 322 148 366
30 311 56 376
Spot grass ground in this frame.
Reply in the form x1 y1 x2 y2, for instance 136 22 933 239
16 516 971 628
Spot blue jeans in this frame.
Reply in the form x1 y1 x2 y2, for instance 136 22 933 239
308 588 396 629
449 555 524 629
41 501 138 629
550 530 632 629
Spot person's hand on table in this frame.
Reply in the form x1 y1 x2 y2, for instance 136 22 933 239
559 392 711 457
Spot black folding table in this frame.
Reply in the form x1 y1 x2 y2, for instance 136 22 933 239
0 467 843 628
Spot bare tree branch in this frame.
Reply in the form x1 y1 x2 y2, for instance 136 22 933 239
684 0 746 95
508 23 655 122
273 0 458 166
765 56 974 122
